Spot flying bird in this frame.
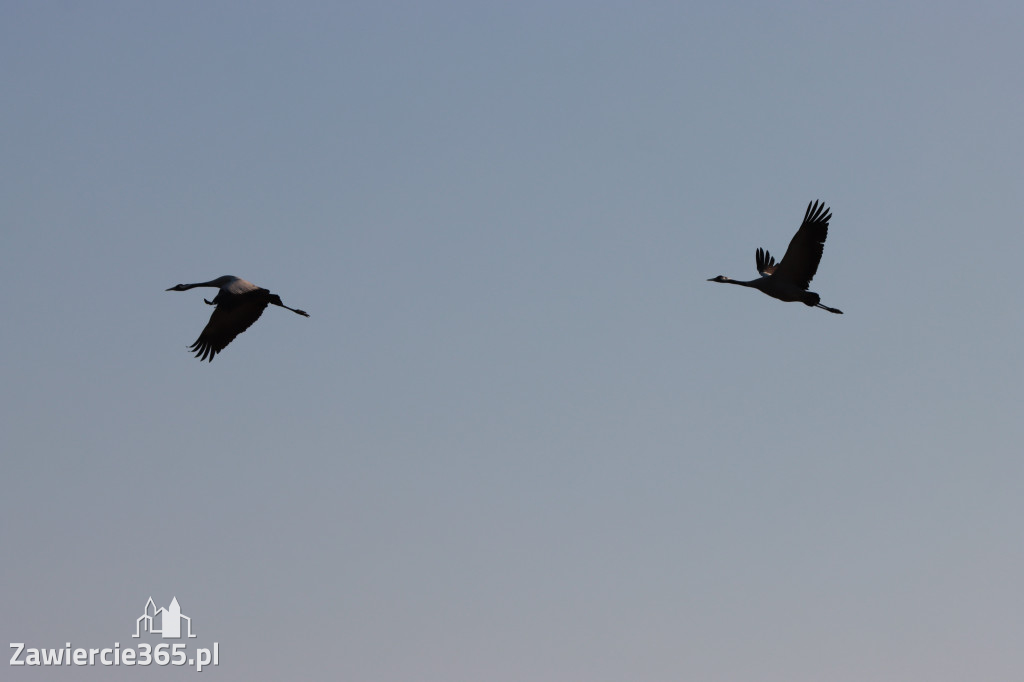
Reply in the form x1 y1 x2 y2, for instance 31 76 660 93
708 200 843 314
166 276 309 361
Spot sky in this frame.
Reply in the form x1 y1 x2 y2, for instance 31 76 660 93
1 2 1022 680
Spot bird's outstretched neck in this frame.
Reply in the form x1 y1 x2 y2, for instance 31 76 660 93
166 276 236 292
707 276 759 288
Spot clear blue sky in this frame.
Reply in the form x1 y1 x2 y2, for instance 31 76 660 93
2 2 1022 680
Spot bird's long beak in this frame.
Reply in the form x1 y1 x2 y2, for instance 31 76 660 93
165 286 175 291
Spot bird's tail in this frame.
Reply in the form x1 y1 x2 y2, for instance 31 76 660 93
815 303 843 314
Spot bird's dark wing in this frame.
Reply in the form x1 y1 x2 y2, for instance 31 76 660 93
756 247 777 276
188 297 270 362
771 200 831 290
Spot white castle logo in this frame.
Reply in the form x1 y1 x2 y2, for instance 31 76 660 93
133 597 197 639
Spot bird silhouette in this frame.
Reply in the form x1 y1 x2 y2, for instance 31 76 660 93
708 200 843 314
166 276 309 361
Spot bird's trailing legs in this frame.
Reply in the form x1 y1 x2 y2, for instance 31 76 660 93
269 294 310 317
815 303 843 314
279 304 310 317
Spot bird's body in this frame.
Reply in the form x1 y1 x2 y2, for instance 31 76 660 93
708 201 843 314
166 275 309 361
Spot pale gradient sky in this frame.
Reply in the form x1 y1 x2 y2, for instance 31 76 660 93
2 2 1022 680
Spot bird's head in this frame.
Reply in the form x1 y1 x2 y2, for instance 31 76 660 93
707 275 732 283
166 284 188 291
